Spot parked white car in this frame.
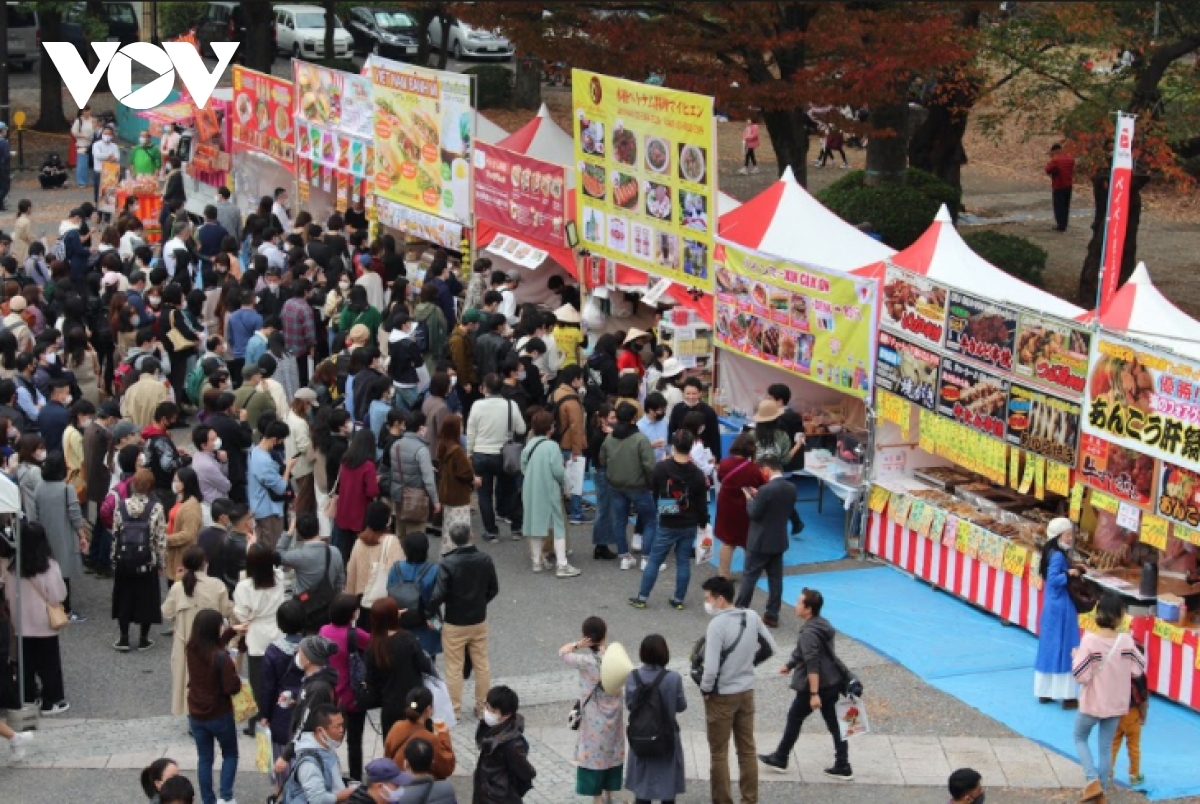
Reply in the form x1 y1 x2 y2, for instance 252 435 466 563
274 4 354 59
427 16 514 61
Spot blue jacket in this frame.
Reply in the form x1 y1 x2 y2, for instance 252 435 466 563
63 228 89 282
39 400 70 454
247 446 287 519
385 560 441 656
227 308 263 359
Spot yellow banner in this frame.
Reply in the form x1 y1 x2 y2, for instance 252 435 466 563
715 242 877 399
1177 526 1200 547
1003 543 1028 576
369 56 474 224
889 493 913 527
930 508 948 543
1153 618 1185 645
1091 491 1119 514
1046 461 1070 496
1140 514 1169 550
868 485 890 513
1069 482 1084 522
573 70 715 290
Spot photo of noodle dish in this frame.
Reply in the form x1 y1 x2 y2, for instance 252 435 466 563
644 182 671 220
678 144 707 183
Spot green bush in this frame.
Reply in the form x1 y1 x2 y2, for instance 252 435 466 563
906 167 962 217
817 167 960 250
464 65 514 110
962 230 1048 287
159 2 208 38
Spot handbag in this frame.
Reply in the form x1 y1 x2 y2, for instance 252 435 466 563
501 399 524 476
361 535 395 608
568 681 602 731
29 577 69 631
322 470 341 521
397 444 432 524
423 669 457 730
347 625 371 712
167 309 197 351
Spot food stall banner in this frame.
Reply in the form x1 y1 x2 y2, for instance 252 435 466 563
368 55 474 225
375 196 462 251
1014 311 1090 396
1081 332 1200 469
294 61 374 139
474 142 567 247
1006 383 1081 467
881 264 948 349
945 291 1018 373
713 241 876 399
486 234 549 271
231 66 296 170
936 357 1010 439
572 69 716 291
876 330 941 410
1078 432 1157 508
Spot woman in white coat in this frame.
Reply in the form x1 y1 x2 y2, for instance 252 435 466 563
232 543 285 735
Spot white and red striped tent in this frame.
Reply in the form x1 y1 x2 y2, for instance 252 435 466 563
1076 262 1200 361
497 103 575 171
851 206 1085 320
718 166 894 271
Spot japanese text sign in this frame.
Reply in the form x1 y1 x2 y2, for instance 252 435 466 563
881 264 948 348
945 291 1017 373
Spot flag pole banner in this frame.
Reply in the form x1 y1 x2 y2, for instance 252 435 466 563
1096 112 1136 310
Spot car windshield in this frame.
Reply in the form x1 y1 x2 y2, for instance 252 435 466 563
375 11 415 28
295 13 340 29
106 4 137 24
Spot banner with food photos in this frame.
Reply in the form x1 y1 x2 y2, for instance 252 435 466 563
936 357 1010 439
231 66 296 170
1014 311 1091 396
1005 383 1081 467
712 241 877 399
875 330 941 411
369 55 474 225
880 264 948 348
473 142 567 247
293 60 374 180
572 69 715 291
945 291 1018 373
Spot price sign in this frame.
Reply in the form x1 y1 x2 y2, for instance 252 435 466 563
912 501 935 538
1153 618 1185 645
1091 492 1119 514
1139 514 1169 550
1116 502 1142 532
955 519 972 554
889 493 914 527
931 508 948 545
1069 482 1085 522
1003 542 1028 576
1009 449 1021 489
943 515 960 548
1177 526 1200 547
1031 454 1046 500
1018 453 1036 494
868 485 890 513
919 409 937 453
1046 462 1070 497
966 524 983 559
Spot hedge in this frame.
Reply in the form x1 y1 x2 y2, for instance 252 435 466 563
464 65 514 110
817 168 959 250
962 230 1048 287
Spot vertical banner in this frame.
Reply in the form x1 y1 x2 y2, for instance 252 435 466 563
1097 112 1136 309
230 66 297 170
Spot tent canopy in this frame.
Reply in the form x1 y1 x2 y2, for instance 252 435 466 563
852 206 1085 320
476 112 508 146
1077 262 1200 361
498 103 575 167
718 166 894 272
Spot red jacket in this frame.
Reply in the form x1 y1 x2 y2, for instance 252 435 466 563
1045 154 1076 190
713 456 765 548
333 460 379 532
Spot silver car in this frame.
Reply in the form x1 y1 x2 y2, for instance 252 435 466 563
427 16 513 61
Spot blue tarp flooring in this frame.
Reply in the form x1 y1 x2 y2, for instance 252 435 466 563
764 566 1200 801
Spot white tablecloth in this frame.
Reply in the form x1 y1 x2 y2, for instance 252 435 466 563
799 460 865 510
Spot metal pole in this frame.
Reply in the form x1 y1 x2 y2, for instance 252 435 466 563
13 518 24 708
0 4 9 127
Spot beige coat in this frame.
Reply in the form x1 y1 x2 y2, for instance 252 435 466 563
166 498 203 581
161 572 232 716
124 373 169 428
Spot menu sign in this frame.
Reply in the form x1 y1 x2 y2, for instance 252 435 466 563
230 66 296 168
945 291 1017 373
1081 333 1200 469
937 357 1009 439
714 242 877 399
876 330 941 410
473 142 567 246
1006 383 1081 466
1158 461 1200 528
369 56 475 224
1078 432 1156 508
1014 312 1090 395
572 69 716 291
881 265 948 348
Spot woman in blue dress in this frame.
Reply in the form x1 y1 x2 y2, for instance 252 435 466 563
1034 517 1081 708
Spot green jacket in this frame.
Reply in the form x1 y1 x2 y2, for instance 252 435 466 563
233 384 275 439
599 424 656 492
521 436 566 539
129 145 161 177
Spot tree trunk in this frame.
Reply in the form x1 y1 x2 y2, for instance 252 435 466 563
514 57 541 110
762 108 810 186
436 14 451 70
908 79 976 207
243 4 276 74
35 11 70 132
324 1 336 64
865 101 910 187
1077 170 1148 307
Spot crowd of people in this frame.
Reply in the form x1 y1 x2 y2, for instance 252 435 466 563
0 187 1005 804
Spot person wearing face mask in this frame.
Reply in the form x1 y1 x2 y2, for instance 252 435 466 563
82 400 121 573
324 273 354 354
948 768 985 804
473 685 536 803
37 378 72 454
281 704 359 804
31 342 66 402
130 130 161 177
276 637 339 763
758 587 852 779
62 398 95 505
256 267 292 320
1035 517 1083 709
190 425 232 506
90 125 120 210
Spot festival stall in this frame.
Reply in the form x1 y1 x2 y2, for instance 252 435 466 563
292 61 376 223
229 66 298 220
369 55 475 272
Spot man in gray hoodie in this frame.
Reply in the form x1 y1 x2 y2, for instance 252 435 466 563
758 587 853 779
284 703 352 803
699 575 777 804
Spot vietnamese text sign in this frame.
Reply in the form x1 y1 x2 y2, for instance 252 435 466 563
876 330 940 410
369 55 474 224
375 196 462 251
474 142 567 247
572 69 715 290
231 66 295 169
1005 383 1081 467
713 242 876 399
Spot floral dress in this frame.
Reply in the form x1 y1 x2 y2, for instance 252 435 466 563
561 648 625 771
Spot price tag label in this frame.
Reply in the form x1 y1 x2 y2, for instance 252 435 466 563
1116 502 1142 532
1091 492 1119 514
956 519 972 554
1140 514 1169 550
867 485 890 513
943 514 959 548
1069 482 1084 522
1177 526 1200 547
966 524 983 560
919 409 937 454
1018 452 1036 494
1153 618 1185 645
1009 448 1021 490
1046 462 1070 497
1003 542 1028 576
931 508 948 545
889 493 913 527
909 500 928 536
1031 454 1045 500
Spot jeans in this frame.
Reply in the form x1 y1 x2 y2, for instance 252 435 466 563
472 452 520 535
189 711 239 804
88 520 113 570
562 449 584 519
76 152 89 186
592 469 614 546
611 488 656 557
773 687 848 766
345 708 367 781
1074 712 1120 787
92 169 101 203
735 550 785 619
1052 187 1073 230
705 690 758 804
637 526 695 601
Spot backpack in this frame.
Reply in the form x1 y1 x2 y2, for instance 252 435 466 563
411 320 429 354
113 495 155 575
626 669 673 758
276 749 330 804
546 391 582 445
186 360 208 406
112 355 139 396
387 562 434 619
51 238 66 263
296 547 336 631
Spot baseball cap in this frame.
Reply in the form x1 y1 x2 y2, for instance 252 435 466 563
98 401 122 420
365 758 405 786
462 308 485 325
295 388 319 406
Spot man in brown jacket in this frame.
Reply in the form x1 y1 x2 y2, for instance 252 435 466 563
122 356 169 428
82 400 121 575
448 308 482 411
552 365 589 523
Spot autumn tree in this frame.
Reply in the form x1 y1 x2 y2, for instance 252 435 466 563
978 2 1200 305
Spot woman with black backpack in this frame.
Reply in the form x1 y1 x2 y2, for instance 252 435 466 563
624 633 686 804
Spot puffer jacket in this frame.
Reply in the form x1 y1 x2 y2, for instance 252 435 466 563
474 330 512 380
473 714 536 804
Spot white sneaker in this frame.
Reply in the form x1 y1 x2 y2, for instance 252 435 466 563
556 563 582 578
639 557 647 571
840 162 849 169
631 533 643 552
751 166 761 174
620 555 636 571
736 167 748 175
217 799 238 804
531 558 546 573
813 160 823 167
9 732 32 759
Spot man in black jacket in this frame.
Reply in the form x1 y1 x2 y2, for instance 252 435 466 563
474 313 513 380
758 588 853 780
427 523 499 719
206 391 253 504
768 383 806 473
735 455 796 628
667 376 723 460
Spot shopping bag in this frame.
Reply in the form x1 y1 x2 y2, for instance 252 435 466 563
255 723 273 773
564 455 586 497
695 526 714 565
835 695 870 740
232 679 258 723
424 673 457 731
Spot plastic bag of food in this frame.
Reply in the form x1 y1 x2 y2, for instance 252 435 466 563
835 696 870 740
695 526 714 565
255 724 273 774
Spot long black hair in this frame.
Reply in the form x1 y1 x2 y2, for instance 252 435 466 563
1038 533 1072 582
185 608 229 668
312 407 350 455
19 522 53 578
180 545 206 597
342 427 376 469
176 466 203 505
139 758 178 799
346 284 368 313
